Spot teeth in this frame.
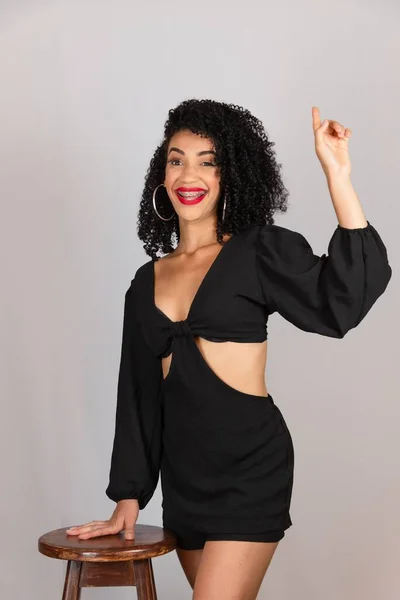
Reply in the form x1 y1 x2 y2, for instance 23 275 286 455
177 191 206 198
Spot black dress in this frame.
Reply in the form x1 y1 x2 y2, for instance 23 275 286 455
105 221 392 538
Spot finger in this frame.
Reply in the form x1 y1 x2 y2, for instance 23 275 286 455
316 119 331 134
67 520 104 529
123 518 136 540
331 121 346 137
78 524 120 540
124 527 135 540
66 521 106 534
331 120 342 130
312 106 321 131
66 522 105 532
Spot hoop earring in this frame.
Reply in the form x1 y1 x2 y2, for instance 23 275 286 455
222 194 227 222
152 184 175 221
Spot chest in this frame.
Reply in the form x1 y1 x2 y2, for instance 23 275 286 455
134 231 269 358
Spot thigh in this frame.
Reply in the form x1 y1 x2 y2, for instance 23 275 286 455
163 519 206 589
193 539 280 600
176 547 204 589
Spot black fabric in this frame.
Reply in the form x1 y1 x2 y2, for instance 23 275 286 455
105 221 391 528
162 516 285 550
105 278 163 509
255 221 392 337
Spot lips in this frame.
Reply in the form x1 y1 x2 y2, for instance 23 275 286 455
175 187 207 205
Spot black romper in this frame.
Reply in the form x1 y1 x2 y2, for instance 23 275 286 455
105 221 391 546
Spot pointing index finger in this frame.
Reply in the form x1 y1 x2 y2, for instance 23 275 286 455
312 106 321 131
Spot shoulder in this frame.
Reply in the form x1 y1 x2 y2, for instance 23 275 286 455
119 259 153 304
239 221 305 237
132 258 153 283
239 222 309 252
130 223 308 275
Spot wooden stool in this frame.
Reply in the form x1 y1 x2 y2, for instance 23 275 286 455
38 524 177 599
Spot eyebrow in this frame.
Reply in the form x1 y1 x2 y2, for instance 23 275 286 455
168 147 216 157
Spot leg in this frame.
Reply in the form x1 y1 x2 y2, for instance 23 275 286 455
176 548 204 589
134 558 157 600
62 560 82 600
193 540 280 600
164 520 206 589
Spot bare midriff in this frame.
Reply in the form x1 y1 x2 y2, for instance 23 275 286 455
155 234 269 399
161 338 269 398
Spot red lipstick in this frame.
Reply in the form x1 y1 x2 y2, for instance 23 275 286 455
175 187 207 205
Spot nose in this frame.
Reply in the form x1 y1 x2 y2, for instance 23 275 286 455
179 162 200 183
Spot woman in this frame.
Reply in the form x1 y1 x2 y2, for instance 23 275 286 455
67 99 392 598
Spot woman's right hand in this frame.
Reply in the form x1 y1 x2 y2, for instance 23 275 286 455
66 499 139 540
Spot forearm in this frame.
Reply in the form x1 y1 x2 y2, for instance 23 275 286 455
325 171 368 229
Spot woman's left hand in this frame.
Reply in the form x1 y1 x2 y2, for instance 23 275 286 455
312 106 352 177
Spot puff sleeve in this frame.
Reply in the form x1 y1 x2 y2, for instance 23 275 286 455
255 221 392 338
105 277 163 509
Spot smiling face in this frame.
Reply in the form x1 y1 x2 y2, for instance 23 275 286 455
163 129 222 222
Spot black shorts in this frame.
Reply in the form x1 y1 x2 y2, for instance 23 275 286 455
163 516 285 551
160 385 294 539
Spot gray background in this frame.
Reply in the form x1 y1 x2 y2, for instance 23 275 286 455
1 1 399 598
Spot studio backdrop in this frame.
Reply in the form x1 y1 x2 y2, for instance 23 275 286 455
1 1 398 599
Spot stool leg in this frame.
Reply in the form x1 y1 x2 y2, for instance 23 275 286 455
62 560 82 600
134 559 157 600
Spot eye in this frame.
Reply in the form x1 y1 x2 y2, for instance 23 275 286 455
167 159 217 167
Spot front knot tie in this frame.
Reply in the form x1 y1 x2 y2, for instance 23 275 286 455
170 319 192 338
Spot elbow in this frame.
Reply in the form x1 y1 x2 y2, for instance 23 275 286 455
322 309 359 339
383 263 393 291
354 265 393 328
329 308 367 338
328 323 351 339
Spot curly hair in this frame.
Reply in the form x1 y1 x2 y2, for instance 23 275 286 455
137 98 290 258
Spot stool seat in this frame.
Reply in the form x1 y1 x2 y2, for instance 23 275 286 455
38 524 177 599
38 524 176 562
